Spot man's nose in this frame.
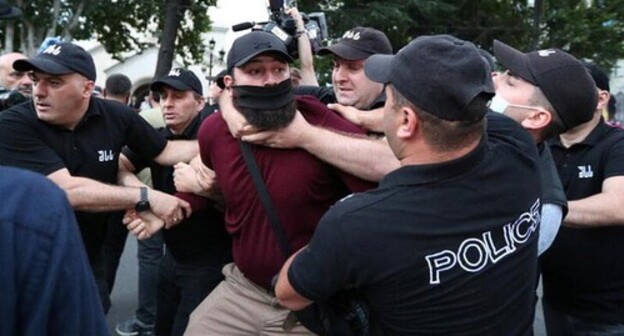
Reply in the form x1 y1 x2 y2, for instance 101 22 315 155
33 82 46 97
19 74 33 87
333 66 348 82
264 73 282 86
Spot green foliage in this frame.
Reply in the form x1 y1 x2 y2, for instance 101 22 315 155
540 0 624 72
1 0 215 66
297 0 624 80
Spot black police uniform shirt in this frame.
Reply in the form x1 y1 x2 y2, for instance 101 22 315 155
0 98 167 261
288 112 541 335
543 119 624 323
123 111 231 263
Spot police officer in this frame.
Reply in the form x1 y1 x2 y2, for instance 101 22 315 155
276 35 542 335
0 42 197 311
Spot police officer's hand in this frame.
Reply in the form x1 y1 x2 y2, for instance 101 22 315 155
329 103 384 133
148 190 192 227
219 88 252 138
123 209 164 240
173 162 202 194
241 110 311 148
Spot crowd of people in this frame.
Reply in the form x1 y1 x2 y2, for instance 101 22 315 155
1 1 624 336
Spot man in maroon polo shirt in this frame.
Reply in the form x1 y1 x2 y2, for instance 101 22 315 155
126 31 374 334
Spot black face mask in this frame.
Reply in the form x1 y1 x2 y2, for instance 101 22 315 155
231 79 297 130
232 78 294 110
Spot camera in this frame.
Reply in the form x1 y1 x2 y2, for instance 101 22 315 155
0 88 27 111
232 0 328 58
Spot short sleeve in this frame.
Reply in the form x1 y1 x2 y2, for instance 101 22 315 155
122 145 149 173
125 111 167 160
0 109 65 175
288 209 353 301
604 135 624 179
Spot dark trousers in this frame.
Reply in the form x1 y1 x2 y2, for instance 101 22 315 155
136 231 164 325
155 251 226 336
101 212 129 294
543 299 624 335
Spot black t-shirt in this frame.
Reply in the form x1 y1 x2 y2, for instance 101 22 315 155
0 98 168 260
288 113 541 335
123 113 231 262
543 120 624 323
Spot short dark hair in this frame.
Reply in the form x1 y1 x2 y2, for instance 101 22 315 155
529 86 565 138
105 73 131 96
390 85 485 152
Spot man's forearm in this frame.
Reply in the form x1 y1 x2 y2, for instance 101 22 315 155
565 193 624 227
49 171 141 212
275 249 313 311
117 169 146 188
299 126 400 182
154 140 199 166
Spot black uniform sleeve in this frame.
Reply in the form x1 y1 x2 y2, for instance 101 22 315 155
124 109 168 160
288 208 354 301
294 86 336 105
121 145 149 173
603 132 624 179
0 107 65 175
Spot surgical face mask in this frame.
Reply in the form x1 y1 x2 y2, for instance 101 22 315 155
488 94 543 115
488 94 508 114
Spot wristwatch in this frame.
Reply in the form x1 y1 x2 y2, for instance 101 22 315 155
135 186 151 212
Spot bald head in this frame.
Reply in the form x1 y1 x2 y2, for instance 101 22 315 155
0 52 32 96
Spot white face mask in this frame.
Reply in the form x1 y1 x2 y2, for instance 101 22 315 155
488 94 509 114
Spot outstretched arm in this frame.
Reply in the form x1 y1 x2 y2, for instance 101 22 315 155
241 111 399 181
564 176 624 227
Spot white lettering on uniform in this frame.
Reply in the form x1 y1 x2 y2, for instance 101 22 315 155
425 199 540 285
578 165 594 179
98 150 114 162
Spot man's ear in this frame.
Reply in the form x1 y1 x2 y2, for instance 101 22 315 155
196 96 206 112
223 75 234 88
84 81 95 98
396 106 418 139
597 89 610 112
520 109 552 131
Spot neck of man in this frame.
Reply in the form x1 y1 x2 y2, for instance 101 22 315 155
63 99 91 130
169 117 196 136
559 110 602 148
400 136 481 166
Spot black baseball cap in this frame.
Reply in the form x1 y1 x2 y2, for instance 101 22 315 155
0 0 21 19
227 31 293 71
318 26 392 61
365 35 494 121
150 68 203 96
493 40 597 131
14 42 96 81
583 61 610 92
208 69 227 89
